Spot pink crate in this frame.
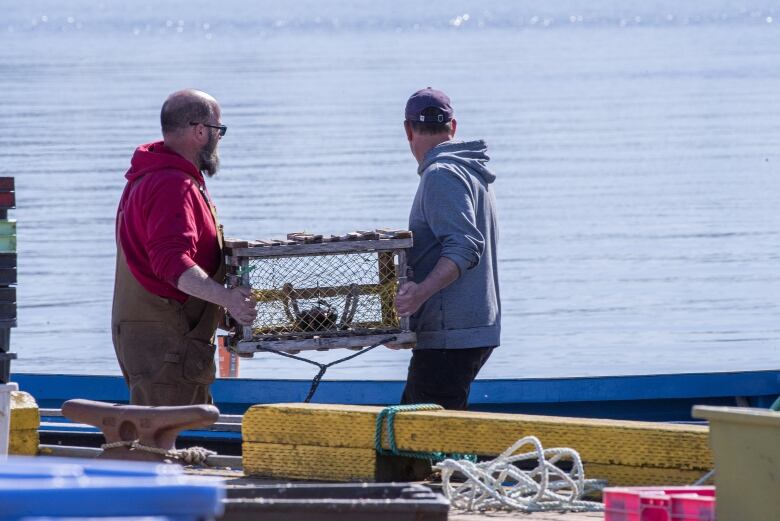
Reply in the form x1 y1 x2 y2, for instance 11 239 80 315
604 486 715 521
671 493 716 521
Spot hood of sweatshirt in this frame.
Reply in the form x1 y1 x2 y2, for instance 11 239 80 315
417 139 496 183
124 141 204 185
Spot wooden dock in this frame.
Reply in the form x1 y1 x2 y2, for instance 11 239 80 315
189 467 605 520
451 512 601 520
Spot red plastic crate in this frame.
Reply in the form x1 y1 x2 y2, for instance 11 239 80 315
604 486 715 521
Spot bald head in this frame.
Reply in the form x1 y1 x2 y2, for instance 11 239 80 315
160 89 219 136
160 89 223 176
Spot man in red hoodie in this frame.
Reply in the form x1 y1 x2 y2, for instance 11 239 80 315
112 89 256 406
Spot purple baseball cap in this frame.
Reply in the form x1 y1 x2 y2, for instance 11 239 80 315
405 87 453 123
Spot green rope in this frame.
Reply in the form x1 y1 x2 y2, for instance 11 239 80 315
236 263 256 277
374 404 477 462
771 395 780 412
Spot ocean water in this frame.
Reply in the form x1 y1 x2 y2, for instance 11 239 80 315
2 1 779 380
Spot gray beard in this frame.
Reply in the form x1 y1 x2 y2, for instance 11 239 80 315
198 133 220 177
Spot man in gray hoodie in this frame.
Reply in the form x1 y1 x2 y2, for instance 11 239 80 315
394 88 500 410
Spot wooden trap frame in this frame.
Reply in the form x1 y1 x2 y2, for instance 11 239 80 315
224 230 416 355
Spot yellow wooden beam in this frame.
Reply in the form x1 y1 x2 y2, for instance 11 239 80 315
240 444 708 487
585 463 707 487
242 403 711 470
9 429 38 456
243 442 376 482
10 391 40 431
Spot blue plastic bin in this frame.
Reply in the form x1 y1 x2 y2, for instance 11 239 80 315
0 456 224 520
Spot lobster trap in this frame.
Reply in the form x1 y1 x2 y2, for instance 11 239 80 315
224 230 416 354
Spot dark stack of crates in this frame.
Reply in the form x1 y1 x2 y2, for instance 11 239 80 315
0 177 15 383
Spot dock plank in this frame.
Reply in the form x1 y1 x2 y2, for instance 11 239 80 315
451 512 602 520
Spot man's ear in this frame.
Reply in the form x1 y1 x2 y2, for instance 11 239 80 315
404 120 413 142
191 123 208 145
449 119 457 138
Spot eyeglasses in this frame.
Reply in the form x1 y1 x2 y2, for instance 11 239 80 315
190 121 227 137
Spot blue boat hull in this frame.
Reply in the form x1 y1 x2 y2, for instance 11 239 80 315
15 369 780 421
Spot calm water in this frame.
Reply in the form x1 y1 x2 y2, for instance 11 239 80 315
2 1 779 380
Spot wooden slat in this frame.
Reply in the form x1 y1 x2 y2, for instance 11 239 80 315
0 328 11 353
0 287 15 302
241 442 705 487
287 232 324 244
396 249 410 332
0 303 16 320
355 230 380 240
9 429 38 455
378 251 396 326
0 269 16 285
235 331 416 354
239 257 253 343
0 192 14 209
224 238 249 248
231 237 413 258
0 220 15 235
11 391 40 431
0 254 16 269
375 229 413 239
256 239 283 246
0 236 15 253
584 463 707 487
452 511 602 520
0 358 11 383
243 442 376 481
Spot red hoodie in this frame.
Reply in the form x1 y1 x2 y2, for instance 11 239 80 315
116 141 221 303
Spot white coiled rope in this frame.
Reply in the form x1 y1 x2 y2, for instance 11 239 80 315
434 436 605 513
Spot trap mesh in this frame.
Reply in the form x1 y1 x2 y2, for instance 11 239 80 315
246 251 400 338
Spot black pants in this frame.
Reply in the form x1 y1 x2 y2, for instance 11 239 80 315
400 347 494 410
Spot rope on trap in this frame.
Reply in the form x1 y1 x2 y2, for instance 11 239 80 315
255 335 397 403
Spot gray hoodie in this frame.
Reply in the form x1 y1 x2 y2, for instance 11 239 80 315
407 139 501 349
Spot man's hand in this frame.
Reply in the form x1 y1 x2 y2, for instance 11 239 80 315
394 257 460 319
177 265 258 326
395 281 428 317
225 287 257 325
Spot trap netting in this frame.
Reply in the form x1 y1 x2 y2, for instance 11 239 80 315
246 251 401 338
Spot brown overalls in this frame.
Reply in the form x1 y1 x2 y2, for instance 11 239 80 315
112 181 226 406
